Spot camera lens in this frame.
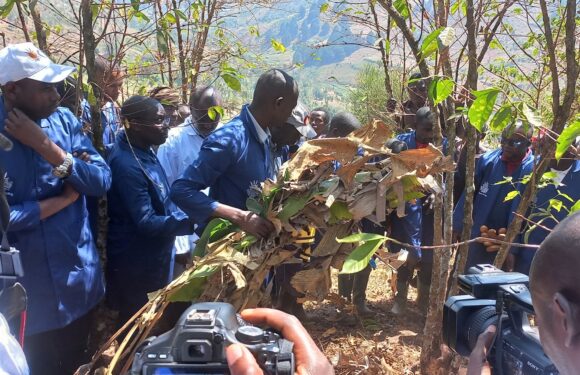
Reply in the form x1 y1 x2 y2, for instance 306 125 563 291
466 306 498 350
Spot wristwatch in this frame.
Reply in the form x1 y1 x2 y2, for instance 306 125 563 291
52 152 73 178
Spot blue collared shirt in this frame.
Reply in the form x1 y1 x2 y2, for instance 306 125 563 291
171 105 276 226
1 98 111 335
453 148 535 270
82 100 121 146
106 132 194 292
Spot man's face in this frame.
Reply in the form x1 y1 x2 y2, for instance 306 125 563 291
8 79 60 121
162 104 180 128
271 94 298 129
131 103 169 146
407 80 427 106
103 75 123 102
271 122 301 147
415 118 434 144
310 111 326 135
501 128 530 161
192 107 220 137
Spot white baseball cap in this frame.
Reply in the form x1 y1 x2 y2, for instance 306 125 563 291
0 42 75 85
286 103 316 139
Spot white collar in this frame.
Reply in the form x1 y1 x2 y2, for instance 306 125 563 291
247 108 270 144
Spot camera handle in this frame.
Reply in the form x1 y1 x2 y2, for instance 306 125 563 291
493 291 506 375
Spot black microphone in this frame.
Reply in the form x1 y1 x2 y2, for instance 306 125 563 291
0 133 13 152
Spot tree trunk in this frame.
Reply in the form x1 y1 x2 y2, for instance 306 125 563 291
29 0 48 54
369 0 392 99
171 0 188 102
15 1 31 42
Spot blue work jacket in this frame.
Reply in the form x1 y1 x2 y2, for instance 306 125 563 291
453 149 535 270
396 131 448 262
510 161 580 274
1 99 111 335
106 132 194 310
171 105 275 226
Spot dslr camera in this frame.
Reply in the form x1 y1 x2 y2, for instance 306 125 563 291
443 264 558 375
131 302 295 375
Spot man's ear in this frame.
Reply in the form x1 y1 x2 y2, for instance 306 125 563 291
2 82 18 101
275 97 284 108
553 292 580 348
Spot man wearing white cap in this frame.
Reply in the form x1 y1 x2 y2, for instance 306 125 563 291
0 43 111 374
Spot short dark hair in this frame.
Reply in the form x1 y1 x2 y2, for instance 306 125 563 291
121 95 160 121
252 69 298 107
328 112 361 137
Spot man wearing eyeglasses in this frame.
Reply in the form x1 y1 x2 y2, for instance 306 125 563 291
453 121 535 271
157 86 222 276
106 96 195 325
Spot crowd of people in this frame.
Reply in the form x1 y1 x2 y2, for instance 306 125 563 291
1 42 579 375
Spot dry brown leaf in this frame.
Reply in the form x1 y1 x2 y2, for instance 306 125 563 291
322 327 337 337
312 223 353 257
348 119 395 149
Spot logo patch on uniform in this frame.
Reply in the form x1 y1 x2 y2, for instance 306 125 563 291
3 172 13 197
480 182 489 196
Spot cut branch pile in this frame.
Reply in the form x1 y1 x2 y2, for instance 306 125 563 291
81 120 454 375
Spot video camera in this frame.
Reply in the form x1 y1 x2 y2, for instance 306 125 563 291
443 264 558 375
131 302 295 375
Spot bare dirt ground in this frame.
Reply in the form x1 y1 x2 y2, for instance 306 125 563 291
303 265 425 375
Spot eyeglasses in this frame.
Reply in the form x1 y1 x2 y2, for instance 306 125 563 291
501 137 529 148
135 115 171 127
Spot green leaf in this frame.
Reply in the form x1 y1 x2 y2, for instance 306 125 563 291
221 72 241 92
164 12 177 24
393 0 409 19
175 9 187 20
420 27 444 59
271 38 286 53
193 218 235 257
340 239 384 274
467 88 500 132
337 233 387 243
320 2 329 13
134 10 150 23
504 190 519 202
329 201 353 224
489 105 513 132
521 102 542 128
0 0 16 18
277 193 311 222
246 197 263 215
428 77 455 106
450 0 462 15
570 200 580 214
168 265 218 302
248 25 260 37
494 176 513 185
156 29 169 56
130 0 140 11
207 105 224 121
437 27 455 49
541 171 558 182
549 199 563 212
555 117 580 160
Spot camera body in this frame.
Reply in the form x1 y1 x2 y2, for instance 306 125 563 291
443 264 558 375
131 302 295 375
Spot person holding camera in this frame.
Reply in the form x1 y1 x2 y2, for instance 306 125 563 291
226 308 335 375
467 211 580 374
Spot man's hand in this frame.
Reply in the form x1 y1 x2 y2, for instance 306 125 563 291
236 211 275 239
478 226 506 252
73 151 91 163
467 325 496 375
226 308 334 375
62 183 80 204
4 108 49 150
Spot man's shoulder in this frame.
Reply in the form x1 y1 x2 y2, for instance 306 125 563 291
206 116 247 143
47 107 81 130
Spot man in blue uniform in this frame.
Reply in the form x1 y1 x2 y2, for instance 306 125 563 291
0 43 111 375
157 86 223 276
171 69 299 239
453 121 534 271
396 107 447 313
106 96 195 324
508 138 580 275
